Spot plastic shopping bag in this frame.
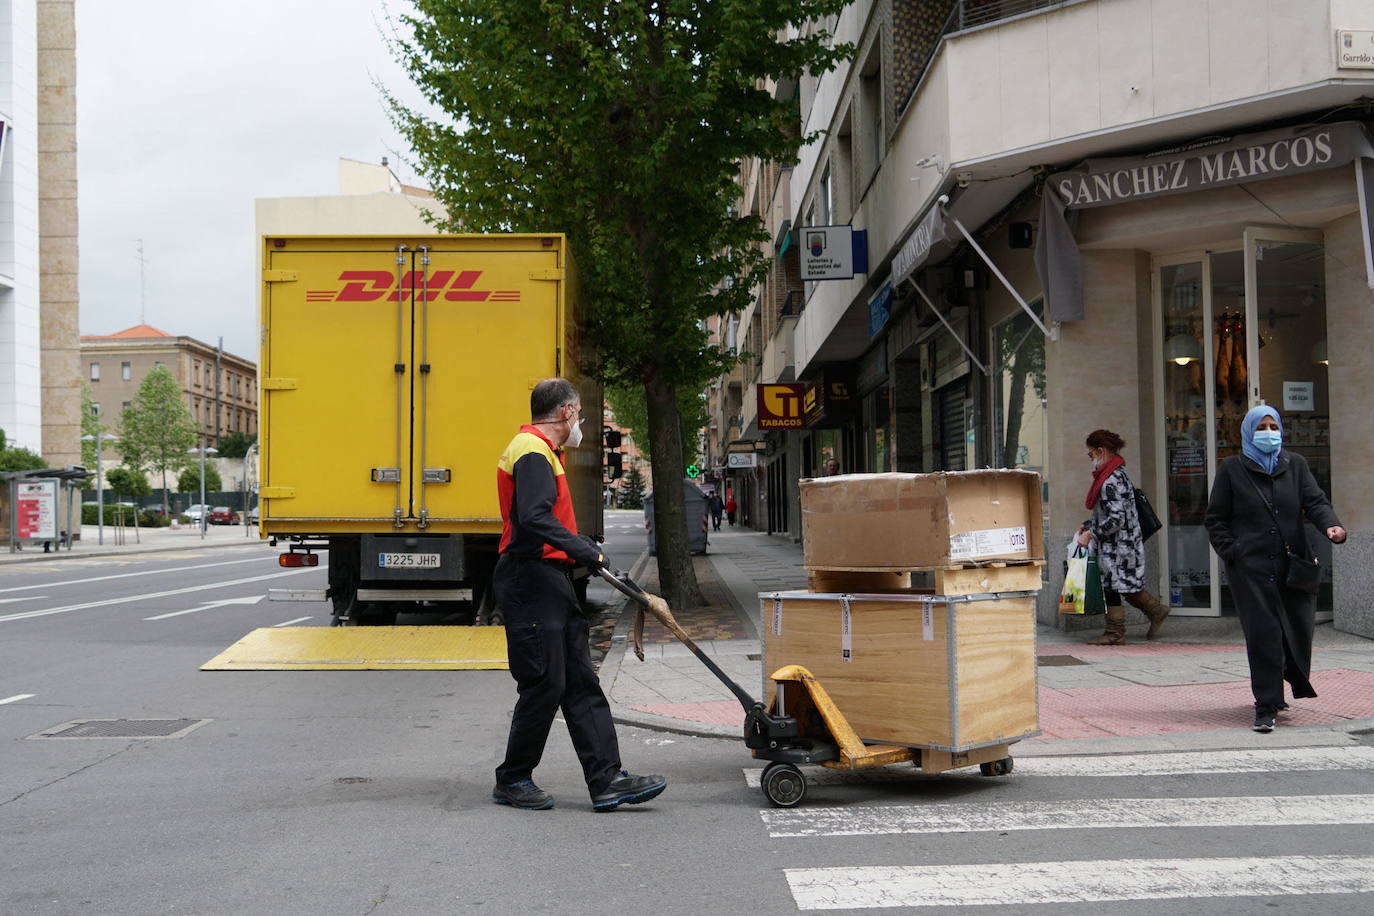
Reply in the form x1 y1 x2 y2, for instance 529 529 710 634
1058 543 1106 615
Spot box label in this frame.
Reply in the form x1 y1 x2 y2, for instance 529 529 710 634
771 595 783 637
948 526 1029 560
922 606 934 641
840 596 852 662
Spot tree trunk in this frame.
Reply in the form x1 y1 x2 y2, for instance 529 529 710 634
161 468 170 515
1001 352 1029 468
644 373 705 609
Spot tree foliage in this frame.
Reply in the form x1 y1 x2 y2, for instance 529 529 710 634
216 431 256 459
178 463 223 494
117 365 197 513
106 467 151 499
389 0 851 606
80 383 108 468
618 462 647 510
606 385 704 467
0 428 47 472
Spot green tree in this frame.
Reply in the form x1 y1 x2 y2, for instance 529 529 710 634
105 466 151 501
0 428 47 472
216 431 256 459
606 386 705 467
390 1 850 607
177 463 222 494
117 365 197 514
618 462 646 510
80 383 108 468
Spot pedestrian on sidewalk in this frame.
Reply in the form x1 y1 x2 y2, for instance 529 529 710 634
1076 429 1170 645
725 493 737 527
1204 405 1346 733
707 490 724 532
491 377 667 812
821 458 841 477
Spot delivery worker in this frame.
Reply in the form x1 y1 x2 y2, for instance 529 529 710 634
492 378 668 812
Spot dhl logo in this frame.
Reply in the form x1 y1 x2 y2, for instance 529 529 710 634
305 270 522 303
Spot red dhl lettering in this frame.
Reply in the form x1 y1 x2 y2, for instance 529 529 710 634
305 270 522 303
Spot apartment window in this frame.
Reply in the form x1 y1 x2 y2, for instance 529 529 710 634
860 57 883 180
194 362 200 387
89 362 100 382
817 165 832 226
90 402 101 417
121 361 132 381
122 401 131 412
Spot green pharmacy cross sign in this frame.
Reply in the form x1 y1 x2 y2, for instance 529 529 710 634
685 464 702 479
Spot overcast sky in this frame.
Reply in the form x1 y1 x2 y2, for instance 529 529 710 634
77 0 429 361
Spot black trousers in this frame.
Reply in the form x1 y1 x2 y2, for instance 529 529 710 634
493 555 621 796
1226 562 1318 711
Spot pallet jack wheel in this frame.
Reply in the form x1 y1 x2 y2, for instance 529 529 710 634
761 762 807 808
980 757 1014 777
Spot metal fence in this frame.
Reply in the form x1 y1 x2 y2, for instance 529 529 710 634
956 0 1075 30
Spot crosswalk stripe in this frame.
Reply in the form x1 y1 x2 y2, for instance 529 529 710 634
786 855 1374 910
743 746 1374 787
762 793 1374 838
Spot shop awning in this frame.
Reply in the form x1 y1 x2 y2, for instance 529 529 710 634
1038 120 1374 321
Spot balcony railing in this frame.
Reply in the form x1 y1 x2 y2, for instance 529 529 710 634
956 0 1082 30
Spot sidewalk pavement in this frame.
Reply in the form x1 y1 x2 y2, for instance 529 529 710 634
600 526 1374 754
0 522 265 564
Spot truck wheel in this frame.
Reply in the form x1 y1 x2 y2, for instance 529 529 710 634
477 583 504 627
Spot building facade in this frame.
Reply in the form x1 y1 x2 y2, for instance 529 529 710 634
0 0 80 467
706 0 1374 638
79 324 258 445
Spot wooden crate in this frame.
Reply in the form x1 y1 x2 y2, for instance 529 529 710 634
807 560 1045 597
761 590 1039 751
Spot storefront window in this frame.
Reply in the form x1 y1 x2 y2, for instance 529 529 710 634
864 388 892 472
992 306 1047 475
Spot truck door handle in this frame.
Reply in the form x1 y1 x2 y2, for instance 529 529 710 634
371 468 401 483
422 468 451 484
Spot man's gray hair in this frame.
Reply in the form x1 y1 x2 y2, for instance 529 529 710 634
530 378 579 421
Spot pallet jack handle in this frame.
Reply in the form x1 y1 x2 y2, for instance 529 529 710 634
596 567 761 714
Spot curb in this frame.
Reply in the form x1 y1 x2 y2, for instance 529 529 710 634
0 538 267 565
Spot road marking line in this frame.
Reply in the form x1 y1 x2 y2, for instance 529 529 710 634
144 595 265 621
785 855 1374 910
0 570 315 624
743 746 1374 787
273 617 313 627
762 793 1374 838
0 556 270 594
0 694 36 705
0 596 47 604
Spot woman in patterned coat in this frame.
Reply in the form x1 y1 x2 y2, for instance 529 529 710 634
1075 429 1171 645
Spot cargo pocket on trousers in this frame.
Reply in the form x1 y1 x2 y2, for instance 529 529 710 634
506 622 547 683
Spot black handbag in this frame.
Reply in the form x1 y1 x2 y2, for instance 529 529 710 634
1133 487 1162 542
1243 470 1321 595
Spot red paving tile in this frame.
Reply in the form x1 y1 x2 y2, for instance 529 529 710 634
627 669 1374 738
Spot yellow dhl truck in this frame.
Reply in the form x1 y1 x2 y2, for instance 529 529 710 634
259 234 603 625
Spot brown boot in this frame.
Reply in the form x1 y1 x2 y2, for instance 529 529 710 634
1126 590 1171 640
1087 606 1127 645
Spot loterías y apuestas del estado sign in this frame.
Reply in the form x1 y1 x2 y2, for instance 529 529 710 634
1049 122 1372 211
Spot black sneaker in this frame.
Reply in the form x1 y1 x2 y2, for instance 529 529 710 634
1252 710 1276 733
492 779 555 810
591 771 667 812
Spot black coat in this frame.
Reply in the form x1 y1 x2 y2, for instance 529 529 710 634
1204 450 1341 709
1204 451 1340 575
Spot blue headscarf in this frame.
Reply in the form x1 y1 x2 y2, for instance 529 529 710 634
1241 405 1283 474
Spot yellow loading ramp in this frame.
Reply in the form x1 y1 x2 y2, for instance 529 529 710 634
201 626 508 671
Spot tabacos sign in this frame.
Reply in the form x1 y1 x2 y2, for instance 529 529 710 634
757 383 806 430
1049 123 1372 211
305 270 522 303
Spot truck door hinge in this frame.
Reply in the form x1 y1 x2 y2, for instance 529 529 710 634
260 486 296 499
262 378 297 390
263 270 298 283
528 268 564 281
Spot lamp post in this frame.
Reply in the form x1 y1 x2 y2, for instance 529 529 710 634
80 433 119 546
186 444 219 540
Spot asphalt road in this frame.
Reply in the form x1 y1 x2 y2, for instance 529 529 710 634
4 512 1374 914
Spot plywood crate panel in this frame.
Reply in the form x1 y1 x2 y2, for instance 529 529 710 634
801 470 1044 569
761 591 1039 751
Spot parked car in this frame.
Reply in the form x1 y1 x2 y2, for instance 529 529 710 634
209 506 237 525
245 504 259 524
182 504 211 522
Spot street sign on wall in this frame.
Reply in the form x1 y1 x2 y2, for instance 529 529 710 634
726 452 758 469
801 226 868 280
1338 29 1374 69
756 383 807 429
15 480 58 541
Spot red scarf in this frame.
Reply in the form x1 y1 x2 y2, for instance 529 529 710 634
1085 454 1125 510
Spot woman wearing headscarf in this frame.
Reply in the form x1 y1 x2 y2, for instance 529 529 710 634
1075 429 1171 644
1204 405 1346 733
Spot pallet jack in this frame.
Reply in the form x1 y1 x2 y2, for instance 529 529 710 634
596 568 1014 807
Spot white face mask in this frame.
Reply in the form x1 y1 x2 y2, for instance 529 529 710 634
565 414 584 448
1091 457 1104 471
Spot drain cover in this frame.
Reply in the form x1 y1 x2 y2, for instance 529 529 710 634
30 718 210 739
1037 655 1088 667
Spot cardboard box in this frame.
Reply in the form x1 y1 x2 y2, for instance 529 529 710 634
761 590 1039 751
800 470 1043 569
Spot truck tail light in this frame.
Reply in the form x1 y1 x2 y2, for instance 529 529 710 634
279 553 319 568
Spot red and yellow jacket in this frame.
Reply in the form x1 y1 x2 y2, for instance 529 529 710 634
496 425 600 566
